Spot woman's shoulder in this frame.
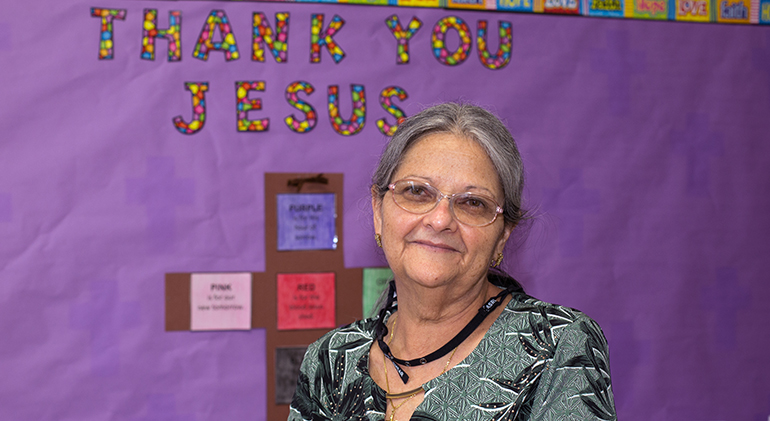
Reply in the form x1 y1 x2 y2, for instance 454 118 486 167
488 272 600 330
499 292 608 345
506 292 591 320
303 316 379 357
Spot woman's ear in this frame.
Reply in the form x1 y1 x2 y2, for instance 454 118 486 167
494 222 515 256
371 185 383 235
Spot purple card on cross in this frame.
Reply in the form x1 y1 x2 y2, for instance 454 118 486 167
277 193 338 251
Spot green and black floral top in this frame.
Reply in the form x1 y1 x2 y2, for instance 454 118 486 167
289 292 616 421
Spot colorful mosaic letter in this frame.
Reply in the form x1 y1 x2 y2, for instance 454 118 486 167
328 85 365 136
285 81 317 133
477 20 512 70
310 14 346 63
173 82 209 135
141 9 182 61
236 81 269 132
376 86 408 136
432 17 472 66
193 10 240 61
90 8 126 60
385 15 423 64
253 12 290 63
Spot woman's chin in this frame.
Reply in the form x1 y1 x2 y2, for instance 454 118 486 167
399 265 459 288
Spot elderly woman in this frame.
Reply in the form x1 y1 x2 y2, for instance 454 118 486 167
289 103 616 421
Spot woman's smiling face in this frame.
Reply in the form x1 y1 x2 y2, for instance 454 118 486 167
373 132 513 290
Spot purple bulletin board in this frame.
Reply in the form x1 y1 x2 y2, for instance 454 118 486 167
0 0 769 419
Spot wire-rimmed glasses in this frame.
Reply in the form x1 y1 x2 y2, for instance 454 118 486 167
387 179 503 227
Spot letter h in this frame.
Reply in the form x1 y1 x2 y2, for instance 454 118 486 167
142 9 182 61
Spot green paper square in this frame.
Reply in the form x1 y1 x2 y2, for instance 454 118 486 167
362 268 393 318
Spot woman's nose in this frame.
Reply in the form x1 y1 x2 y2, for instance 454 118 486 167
423 196 456 230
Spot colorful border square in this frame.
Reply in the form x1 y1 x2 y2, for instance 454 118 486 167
543 0 581 14
716 0 751 22
628 0 671 19
675 0 712 21
587 0 626 17
398 0 441 6
447 0 488 9
761 0 770 22
497 0 535 12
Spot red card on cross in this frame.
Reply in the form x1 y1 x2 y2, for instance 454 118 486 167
277 272 336 330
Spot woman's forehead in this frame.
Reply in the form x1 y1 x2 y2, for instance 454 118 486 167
395 133 502 196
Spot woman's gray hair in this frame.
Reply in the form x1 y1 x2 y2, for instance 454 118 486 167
372 102 526 226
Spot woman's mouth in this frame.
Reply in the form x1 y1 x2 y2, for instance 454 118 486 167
412 240 458 252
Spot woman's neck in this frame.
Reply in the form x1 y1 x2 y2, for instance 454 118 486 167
388 279 498 359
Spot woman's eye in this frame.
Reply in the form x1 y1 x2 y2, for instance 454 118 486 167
399 184 435 202
405 185 429 196
458 197 487 209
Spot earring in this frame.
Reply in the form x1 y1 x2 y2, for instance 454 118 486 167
491 253 503 268
375 233 382 248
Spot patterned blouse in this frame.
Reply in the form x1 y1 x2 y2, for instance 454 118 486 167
288 292 616 421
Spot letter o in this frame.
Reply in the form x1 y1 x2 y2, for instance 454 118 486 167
431 16 472 66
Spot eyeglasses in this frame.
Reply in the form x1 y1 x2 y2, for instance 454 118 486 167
387 179 503 227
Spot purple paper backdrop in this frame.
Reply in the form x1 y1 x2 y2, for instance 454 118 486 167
1 1 769 420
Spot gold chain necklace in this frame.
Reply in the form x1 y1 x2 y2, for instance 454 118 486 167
382 313 458 421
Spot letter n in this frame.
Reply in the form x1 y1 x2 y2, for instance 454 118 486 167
253 12 290 62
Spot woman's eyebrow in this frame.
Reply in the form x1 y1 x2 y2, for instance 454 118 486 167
399 175 497 196
464 185 494 193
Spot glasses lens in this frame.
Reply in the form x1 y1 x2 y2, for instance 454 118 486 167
391 181 438 213
452 194 498 226
389 180 501 226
